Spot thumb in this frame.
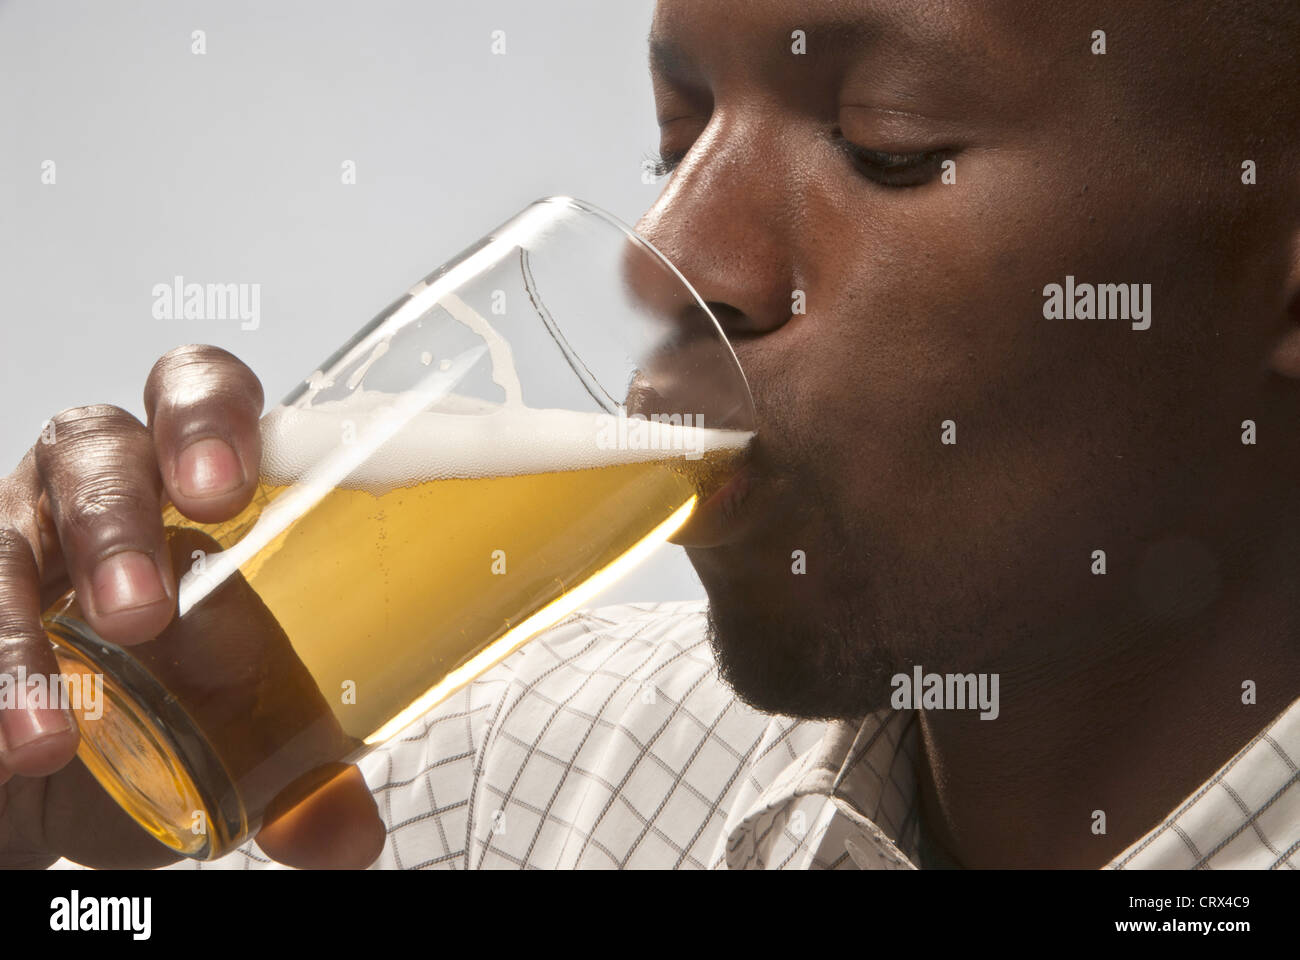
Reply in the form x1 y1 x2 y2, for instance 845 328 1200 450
254 764 385 869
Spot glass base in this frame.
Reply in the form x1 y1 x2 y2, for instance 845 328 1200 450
44 616 247 860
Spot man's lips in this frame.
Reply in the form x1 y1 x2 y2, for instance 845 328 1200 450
670 460 762 548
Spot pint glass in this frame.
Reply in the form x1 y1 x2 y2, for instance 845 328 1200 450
42 197 755 859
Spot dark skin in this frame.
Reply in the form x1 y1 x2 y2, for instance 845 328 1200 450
0 354 386 868
647 0 1300 867
2 0 1297 868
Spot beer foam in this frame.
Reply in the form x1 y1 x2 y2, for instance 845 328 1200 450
260 390 751 495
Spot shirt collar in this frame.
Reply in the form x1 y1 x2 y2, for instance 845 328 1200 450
723 696 1300 869
721 707 923 870
1108 695 1300 869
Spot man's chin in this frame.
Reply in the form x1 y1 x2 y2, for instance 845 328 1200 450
703 599 898 723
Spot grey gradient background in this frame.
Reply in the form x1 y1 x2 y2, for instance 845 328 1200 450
0 0 710 604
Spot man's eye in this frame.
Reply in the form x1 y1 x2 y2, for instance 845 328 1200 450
832 133 950 188
646 147 688 179
647 139 950 187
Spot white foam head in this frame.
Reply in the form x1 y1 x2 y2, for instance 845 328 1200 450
260 390 751 495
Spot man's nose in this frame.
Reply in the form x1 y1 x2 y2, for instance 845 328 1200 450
632 121 797 341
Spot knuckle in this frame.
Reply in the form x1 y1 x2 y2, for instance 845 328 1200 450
0 609 36 646
59 474 158 533
0 632 31 662
0 525 32 563
33 406 146 472
0 528 37 641
0 477 25 523
0 632 44 676
47 404 133 433
0 476 49 574
30 422 162 541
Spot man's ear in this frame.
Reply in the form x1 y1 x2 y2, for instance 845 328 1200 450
1266 231 1300 378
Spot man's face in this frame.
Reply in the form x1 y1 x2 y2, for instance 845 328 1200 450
637 0 1295 719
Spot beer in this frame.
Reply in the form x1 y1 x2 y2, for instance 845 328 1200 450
45 395 751 858
42 196 758 861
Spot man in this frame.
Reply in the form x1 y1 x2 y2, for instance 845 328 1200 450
3 0 1298 869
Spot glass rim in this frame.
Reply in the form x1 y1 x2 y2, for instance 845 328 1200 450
531 195 757 428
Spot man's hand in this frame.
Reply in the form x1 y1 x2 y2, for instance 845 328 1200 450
0 345 386 869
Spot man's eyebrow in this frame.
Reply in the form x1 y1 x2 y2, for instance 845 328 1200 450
647 35 704 86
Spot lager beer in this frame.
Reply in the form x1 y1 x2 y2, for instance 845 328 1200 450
46 396 751 858
40 195 757 860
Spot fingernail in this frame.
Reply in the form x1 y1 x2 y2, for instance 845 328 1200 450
176 437 244 499
0 705 75 752
92 550 167 615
